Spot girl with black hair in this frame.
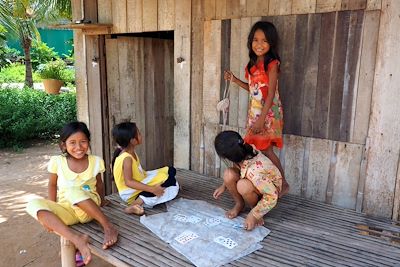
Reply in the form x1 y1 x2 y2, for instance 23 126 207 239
213 130 282 231
111 122 179 216
223 21 289 196
26 121 118 265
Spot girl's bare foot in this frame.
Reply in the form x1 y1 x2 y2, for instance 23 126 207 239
103 225 118 249
73 234 92 265
124 204 144 215
226 202 244 219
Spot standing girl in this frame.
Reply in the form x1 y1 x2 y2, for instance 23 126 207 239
112 122 179 215
26 121 118 265
224 21 288 195
213 130 282 231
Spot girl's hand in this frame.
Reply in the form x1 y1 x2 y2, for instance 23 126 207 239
224 70 236 82
213 184 226 199
251 118 264 134
151 185 165 197
244 213 264 231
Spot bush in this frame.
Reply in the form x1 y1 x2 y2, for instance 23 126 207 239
0 63 41 83
31 41 59 70
0 88 76 148
37 59 67 81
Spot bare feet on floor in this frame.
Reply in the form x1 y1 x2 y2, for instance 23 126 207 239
226 202 244 219
124 204 145 216
73 234 92 265
102 225 118 249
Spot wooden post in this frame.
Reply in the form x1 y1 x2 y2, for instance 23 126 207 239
60 237 76 267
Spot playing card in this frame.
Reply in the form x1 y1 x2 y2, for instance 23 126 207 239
174 231 199 245
173 214 188 222
187 215 202 224
204 217 221 227
213 236 238 249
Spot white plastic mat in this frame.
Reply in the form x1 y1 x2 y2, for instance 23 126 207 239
140 198 270 267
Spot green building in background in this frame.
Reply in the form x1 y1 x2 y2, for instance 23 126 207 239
7 28 73 57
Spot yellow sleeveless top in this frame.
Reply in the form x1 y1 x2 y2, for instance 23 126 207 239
113 151 169 204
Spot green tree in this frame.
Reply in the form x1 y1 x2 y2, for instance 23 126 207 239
0 0 71 87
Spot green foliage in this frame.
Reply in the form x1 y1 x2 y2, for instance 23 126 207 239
0 88 76 148
37 59 67 81
31 40 59 70
0 63 41 83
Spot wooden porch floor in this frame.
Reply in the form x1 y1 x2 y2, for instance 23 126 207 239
73 169 400 267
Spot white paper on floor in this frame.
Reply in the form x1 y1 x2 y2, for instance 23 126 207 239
140 198 270 267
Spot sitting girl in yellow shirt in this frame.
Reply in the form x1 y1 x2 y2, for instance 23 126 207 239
112 122 179 215
26 121 118 265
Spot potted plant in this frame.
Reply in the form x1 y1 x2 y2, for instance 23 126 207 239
38 59 66 94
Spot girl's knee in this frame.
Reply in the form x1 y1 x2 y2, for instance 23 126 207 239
236 179 255 195
223 167 239 184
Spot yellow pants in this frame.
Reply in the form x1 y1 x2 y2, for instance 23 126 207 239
26 188 100 225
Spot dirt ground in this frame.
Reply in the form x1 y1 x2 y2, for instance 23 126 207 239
0 142 113 267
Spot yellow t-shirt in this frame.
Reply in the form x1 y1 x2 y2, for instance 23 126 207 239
113 151 169 204
47 154 105 203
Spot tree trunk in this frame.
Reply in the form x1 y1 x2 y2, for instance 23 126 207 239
22 37 33 88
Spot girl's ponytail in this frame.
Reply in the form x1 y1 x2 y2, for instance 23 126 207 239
111 147 122 171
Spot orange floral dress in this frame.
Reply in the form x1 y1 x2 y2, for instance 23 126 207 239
244 59 283 150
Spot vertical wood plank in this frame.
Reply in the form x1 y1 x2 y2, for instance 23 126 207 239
316 0 341 13
351 11 380 144
105 38 120 152
331 142 363 209
228 19 241 127
143 0 158 32
340 10 364 142
203 20 221 175
301 14 321 136
277 15 296 134
144 38 156 168
127 0 143 33
86 36 103 158
112 0 127 33
393 155 400 220
238 18 251 129
190 0 205 172
163 40 175 167
366 0 382 10
306 137 332 202
290 15 308 135
268 0 292 15
341 0 367 10
158 0 175 31
204 0 216 20
313 12 336 139
328 11 350 141
215 0 227 19
363 0 400 218
98 0 112 23
132 38 146 165
292 0 317 14
98 36 112 194
174 0 191 168
283 135 305 196
246 0 269 17
220 19 231 126
226 0 241 18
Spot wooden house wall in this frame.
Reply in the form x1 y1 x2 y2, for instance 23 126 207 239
71 0 400 219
